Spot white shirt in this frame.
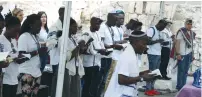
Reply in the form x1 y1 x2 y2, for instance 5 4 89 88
0 35 19 85
161 28 173 48
83 29 105 67
99 23 114 46
65 36 84 77
146 26 162 55
48 19 63 65
37 28 48 42
122 25 133 36
176 30 192 55
111 26 124 60
105 43 139 97
18 32 41 77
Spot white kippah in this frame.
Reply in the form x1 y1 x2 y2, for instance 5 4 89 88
129 33 147 38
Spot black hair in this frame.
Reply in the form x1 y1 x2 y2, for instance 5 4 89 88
90 17 103 24
107 13 117 26
158 19 168 25
4 11 20 29
20 14 41 36
70 17 76 26
0 14 4 21
58 7 65 17
37 11 49 32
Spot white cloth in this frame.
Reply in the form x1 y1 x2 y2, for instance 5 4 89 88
111 26 124 60
161 28 173 48
146 26 162 55
49 19 62 32
83 29 105 67
99 23 114 46
0 35 19 85
18 32 41 77
65 36 84 77
122 25 133 35
37 28 48 42
104 43 139 97
48 19 62 65
176 30 192 55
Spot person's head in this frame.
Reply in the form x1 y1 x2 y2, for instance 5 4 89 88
20 14 41 35
4 13 21 39
0 14 5 33
133 21 143 31
12 8 23 22
115 10 125 27
90 17 103 32
107 13 117 27
185 18 193 31
0 6 3 13
128 31 148 54
37 11 48 32
58 7 65 23
156 19 168 31
69 18 77 37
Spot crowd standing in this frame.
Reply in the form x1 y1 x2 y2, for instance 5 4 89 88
0 5 196 97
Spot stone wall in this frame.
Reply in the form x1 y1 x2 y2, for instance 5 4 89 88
0 1 201 67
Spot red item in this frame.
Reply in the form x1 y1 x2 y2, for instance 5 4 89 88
151 89 161 95
170 47 175 58
145 90 155 96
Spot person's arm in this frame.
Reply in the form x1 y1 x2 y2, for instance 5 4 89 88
118 74 142 85
146 28 164 45
0 61 9 68
175 31 183 60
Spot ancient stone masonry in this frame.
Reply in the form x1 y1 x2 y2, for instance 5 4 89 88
0 1 201 68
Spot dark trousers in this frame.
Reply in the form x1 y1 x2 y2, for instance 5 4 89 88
96 58 112 97
160 47 170 77
82 66 100 97
176 53 192 90
3 84 18 97
50 65 58 97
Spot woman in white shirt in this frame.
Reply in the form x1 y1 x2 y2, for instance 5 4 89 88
18 14 44 97
1 13 21 97
37 11 49 72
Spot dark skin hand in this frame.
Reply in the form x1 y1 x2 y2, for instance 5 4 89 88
118 73 156 85
0 61 9 68
147 38 164 45
70 40 86 60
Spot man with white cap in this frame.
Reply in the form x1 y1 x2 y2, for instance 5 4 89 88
96 10 124 97
104 30 156 97
105 9 128 90
175 18 195 90
159 18 174 80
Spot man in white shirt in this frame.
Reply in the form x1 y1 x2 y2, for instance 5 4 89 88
145 19 168 96
175 19 195 90
0 15 21 97
105 10 128 90
96 12 124 97
159 21 174 80
47 6 64 97
82 17 109 97
105 31 156 97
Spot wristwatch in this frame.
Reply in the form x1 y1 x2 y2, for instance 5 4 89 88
140 77 144 82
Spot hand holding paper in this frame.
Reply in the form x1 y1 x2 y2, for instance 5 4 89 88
148 69 162 77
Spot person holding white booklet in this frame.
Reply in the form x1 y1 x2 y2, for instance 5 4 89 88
0 13 21 97
104 31 156 97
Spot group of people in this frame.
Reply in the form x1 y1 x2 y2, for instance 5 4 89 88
0 5 195 97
